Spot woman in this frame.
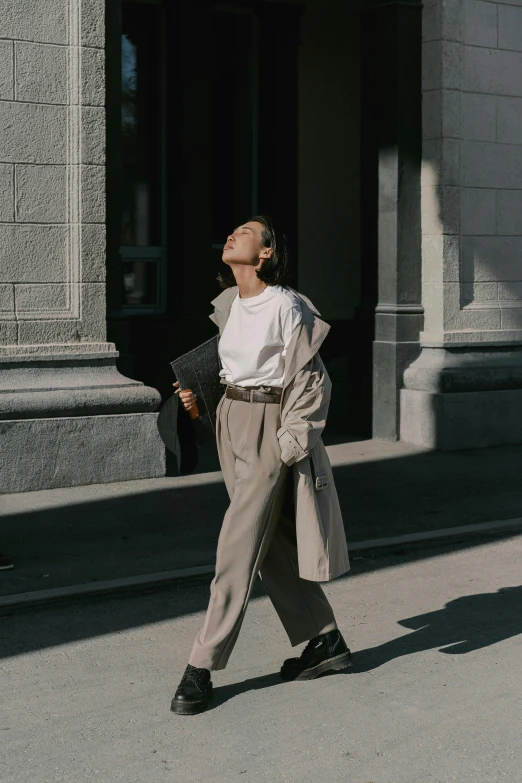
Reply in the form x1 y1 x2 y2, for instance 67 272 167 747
171 216 351 715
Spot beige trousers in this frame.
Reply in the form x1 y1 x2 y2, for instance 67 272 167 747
188 392 337 671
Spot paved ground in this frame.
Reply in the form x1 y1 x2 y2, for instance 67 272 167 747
1 534 521 782
3 438 522 597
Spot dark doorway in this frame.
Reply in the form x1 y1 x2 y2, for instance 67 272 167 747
106 0 302 405
105 0 394 441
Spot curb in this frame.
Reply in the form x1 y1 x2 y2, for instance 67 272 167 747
1 517 521 612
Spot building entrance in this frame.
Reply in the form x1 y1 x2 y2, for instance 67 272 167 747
106 0 394 440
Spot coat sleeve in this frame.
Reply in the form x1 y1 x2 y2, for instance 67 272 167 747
277 353 332 466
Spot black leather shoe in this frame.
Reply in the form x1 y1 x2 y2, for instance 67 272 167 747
280 630 352 681
170 664 213 715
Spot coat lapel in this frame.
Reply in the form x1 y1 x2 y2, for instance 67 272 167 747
281 287 330 391
281 308 330 391
209 286 238 334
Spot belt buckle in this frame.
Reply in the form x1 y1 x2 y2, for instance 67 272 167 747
315 475 328 491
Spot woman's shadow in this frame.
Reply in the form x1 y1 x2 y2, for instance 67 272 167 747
352 585 522 672
208 586 522 707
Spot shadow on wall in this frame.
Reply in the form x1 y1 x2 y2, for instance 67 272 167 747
420 151 522 333
400 148 522 449
420 0 522 334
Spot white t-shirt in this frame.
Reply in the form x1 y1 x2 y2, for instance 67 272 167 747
218 284 302 387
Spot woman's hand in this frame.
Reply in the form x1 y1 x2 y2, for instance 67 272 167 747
173 381 197 411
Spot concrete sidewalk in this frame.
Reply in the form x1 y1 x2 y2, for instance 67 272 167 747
2 535 521 783
2 436 522 600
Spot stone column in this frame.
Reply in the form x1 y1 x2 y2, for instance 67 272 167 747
361 1 424 442
0 0 165 492
401 0 522 449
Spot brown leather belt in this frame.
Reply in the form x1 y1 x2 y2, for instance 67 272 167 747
225 384 283 404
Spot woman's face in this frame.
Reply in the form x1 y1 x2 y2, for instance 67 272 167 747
222 221 271 267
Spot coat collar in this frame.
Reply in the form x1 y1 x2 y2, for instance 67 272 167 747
208 286 236 334
209 285 330 389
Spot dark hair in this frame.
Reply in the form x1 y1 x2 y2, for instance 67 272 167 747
216 215 290 289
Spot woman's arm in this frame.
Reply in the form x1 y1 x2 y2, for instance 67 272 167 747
277 353 332 466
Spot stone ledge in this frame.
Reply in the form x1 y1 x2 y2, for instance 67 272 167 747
0 342 116 357
0 386 161 420
0 351 118 363
421 338 522 348
0 351 161 419
403 344 522 393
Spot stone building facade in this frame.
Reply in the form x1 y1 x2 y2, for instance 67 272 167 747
0 0 521 493
402 0 522 449
0 0 164 493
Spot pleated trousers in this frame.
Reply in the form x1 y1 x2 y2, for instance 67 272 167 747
188 392 337 671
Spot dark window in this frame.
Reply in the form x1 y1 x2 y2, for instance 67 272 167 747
120 1 164 310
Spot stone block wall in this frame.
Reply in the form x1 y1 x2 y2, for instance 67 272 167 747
421 0 522 343
0 0 108 354
401 0 522 449
0 1 165 492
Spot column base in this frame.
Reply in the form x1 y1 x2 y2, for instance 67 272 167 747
0 413 165 493
400 345 522 450
0 350 166 492
401 388 522 450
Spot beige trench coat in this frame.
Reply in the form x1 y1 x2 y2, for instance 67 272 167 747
209 285 350 582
